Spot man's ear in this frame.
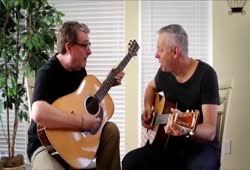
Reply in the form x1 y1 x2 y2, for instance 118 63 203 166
173 46 180 55
172 46 181 59
65 42 72 54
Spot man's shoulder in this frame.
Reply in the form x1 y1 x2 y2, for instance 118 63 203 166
37 55 59 75
198 60 217 74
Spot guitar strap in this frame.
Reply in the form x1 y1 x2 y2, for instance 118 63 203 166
53 153 70 169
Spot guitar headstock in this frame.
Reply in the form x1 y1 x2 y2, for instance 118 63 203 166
174 110 199 134
128 40 139 57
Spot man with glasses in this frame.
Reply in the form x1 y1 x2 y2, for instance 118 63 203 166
27 21 124 170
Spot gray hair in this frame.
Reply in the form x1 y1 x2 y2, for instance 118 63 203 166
57 21 90 54
158 24 188 55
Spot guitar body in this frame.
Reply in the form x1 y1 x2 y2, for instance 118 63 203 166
151 95 176 146
141 94 199 147
141 94 176 146
37 75 114 169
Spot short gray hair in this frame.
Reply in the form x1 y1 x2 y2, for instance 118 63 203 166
158 24 188 55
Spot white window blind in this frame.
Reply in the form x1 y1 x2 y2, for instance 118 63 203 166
51 0 126 158
139 1 212 141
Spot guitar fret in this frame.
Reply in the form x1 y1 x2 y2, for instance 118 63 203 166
95 47 137 102
142 93 199 148
154 114 169 125
94 40 140 102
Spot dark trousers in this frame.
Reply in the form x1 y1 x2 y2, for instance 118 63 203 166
122 140 221 170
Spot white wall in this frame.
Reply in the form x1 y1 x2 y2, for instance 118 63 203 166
125 0 139 153
213 1 250 169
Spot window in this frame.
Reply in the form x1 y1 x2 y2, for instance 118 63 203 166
139 1 212 141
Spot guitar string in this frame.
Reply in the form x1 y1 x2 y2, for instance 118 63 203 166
162 103 200 151
86 67 118 113
86 48 135 114
155 114 168 125
85 42 138 119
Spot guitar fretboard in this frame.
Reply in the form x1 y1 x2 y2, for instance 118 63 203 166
154 114 169 126
94 40 139 103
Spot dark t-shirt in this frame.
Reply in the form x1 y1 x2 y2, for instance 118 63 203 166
155 60 220 149
27 54 87 160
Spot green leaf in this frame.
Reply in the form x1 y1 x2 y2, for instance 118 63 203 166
26 40 32 50
20 0 28 9
45 5 52 10
1 50 7 60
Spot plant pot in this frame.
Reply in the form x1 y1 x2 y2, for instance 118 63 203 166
0 154 25 170
3 164 25 170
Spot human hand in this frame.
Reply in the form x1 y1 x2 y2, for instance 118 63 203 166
113 70 125 86
141 107 153 129
164 108 187 136
81 113 101 131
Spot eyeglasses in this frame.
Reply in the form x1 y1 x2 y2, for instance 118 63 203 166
74 42 91 49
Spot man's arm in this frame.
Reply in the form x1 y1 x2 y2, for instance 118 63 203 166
165 104 218 142
31 100 100 131
141 80 159 129
193 104 218 141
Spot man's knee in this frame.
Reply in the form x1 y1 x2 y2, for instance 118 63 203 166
103 122 120 140
31 147 64 170
187 156 220 170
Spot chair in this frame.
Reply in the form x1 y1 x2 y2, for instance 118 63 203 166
25 76 35 115
217 81 233 146
25 77 96 169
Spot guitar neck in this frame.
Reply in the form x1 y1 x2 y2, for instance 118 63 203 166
153 114 169 126
95 41 139 103
152 111 199 130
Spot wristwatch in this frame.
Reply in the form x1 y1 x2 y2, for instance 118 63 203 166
186 131 195 138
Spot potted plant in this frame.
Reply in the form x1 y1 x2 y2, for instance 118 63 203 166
0 0 63 169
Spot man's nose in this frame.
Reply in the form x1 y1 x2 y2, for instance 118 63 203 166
87 48 92 55
155 52 160 58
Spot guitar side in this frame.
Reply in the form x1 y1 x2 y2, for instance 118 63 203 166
37 75 114 169
141 94 176 146
151 93 166 135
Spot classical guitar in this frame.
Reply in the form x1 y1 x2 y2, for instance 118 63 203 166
141 93 199 146
37 40 139 169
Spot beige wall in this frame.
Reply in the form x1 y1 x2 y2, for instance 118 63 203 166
213 1 250 170
125 0 139 153
124 0 250 169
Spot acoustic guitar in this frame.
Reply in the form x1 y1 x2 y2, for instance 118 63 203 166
37 40 139 169
141 93 199 146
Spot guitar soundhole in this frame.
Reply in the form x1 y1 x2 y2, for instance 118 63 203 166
85 96 99 115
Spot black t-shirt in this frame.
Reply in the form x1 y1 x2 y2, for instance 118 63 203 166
27 54 87 160
155 60 220 149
